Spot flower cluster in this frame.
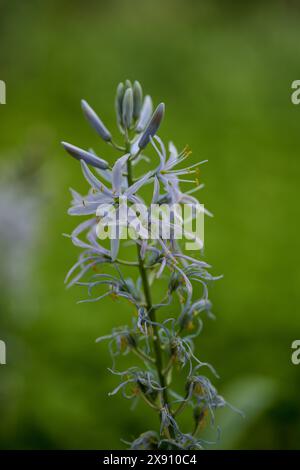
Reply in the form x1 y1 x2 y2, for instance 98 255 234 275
62 80 235 449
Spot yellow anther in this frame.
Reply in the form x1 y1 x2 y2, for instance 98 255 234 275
183 145 192 157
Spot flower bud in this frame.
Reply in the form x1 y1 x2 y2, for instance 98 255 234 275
138 103 165 149
122 87 133 129
115 82 125 126
133 80 143 120
136 95 152 132
61 141 109 170
81 99 111 142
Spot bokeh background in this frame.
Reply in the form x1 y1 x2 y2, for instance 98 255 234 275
0 0 300 449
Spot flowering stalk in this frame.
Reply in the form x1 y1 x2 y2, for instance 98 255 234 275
126 154 171 432
62 80 238 450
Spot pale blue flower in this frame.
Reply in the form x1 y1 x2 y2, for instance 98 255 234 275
63 80 234 449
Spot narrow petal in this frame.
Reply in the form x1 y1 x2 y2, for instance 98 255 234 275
80 160 113 197
87 227 111 256
156 258 166 278
153 135 167 161
110 237 120 261
165 141 179 170
65 256 96 284
62 142 109 170
68 202 100 216
72 218 96 238
69 187 83 205
66 259 100 287
95 168 112 183
112 154 130 193
126 171 153 198
80 160 102 190
152 176 160 204
151 136 166 171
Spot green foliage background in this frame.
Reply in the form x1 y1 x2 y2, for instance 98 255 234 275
0 0 299 449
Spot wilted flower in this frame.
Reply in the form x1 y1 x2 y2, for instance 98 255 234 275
129 431 159 450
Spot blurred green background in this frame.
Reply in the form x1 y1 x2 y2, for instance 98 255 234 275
0 0 300 449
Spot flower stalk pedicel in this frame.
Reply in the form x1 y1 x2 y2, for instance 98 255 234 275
62 80 238 449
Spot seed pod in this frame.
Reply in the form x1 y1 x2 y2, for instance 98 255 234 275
81 100 111 142
133 80 143 120
115 82 125 126
122 87 133 129
136 95 153 132
138 103 165 149
61 141 109 170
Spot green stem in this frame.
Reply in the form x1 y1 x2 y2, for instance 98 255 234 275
132 347 155 365
126 153 170 409
136 242 169 407
114 259 139 267
124 137 175 440
110 140 126 152
173 392 189 418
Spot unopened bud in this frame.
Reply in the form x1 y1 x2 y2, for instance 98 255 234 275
138 103 165 149
122 87 133 129
81 99 111 142
133 80 143 120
